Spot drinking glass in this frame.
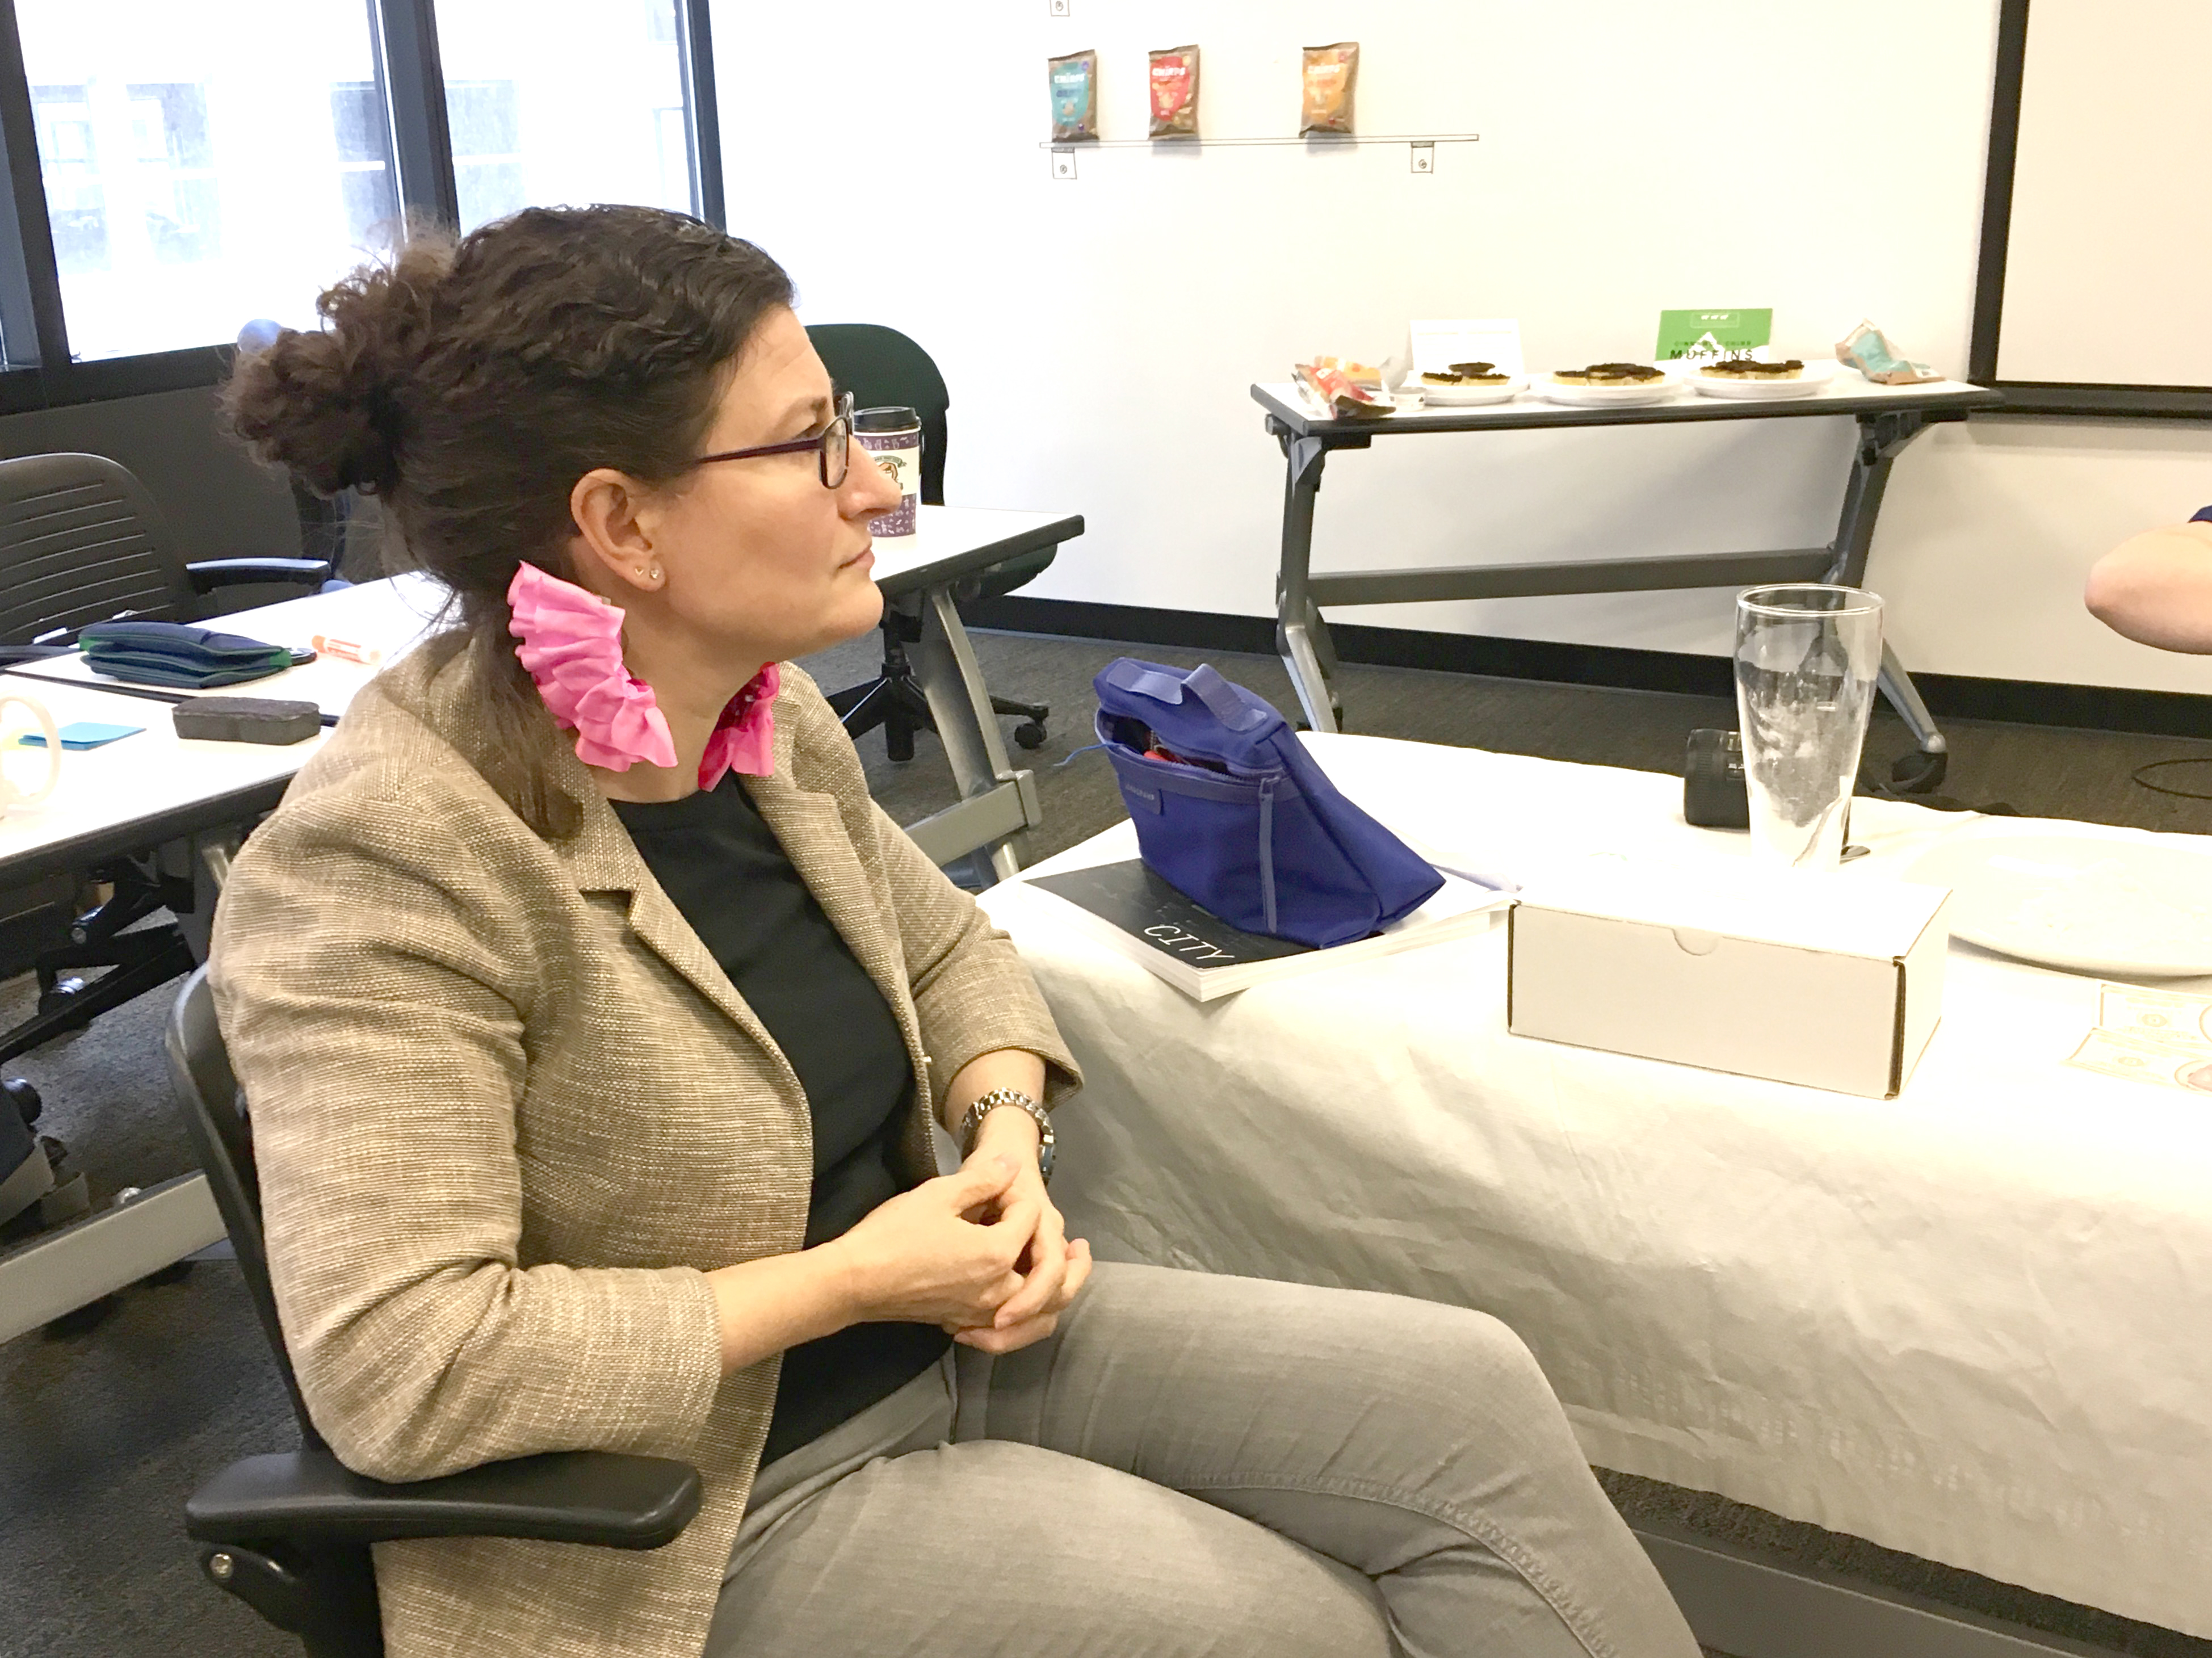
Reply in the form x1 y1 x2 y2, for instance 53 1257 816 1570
1733 584 1884 868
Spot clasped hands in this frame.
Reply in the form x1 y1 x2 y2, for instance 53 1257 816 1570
826 1105 1092 1356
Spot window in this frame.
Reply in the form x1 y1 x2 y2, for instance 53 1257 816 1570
435 0 697 233
0 0 716 385
127 83 218 265
30 85 104 274
330 81 398 246
446 79 523 232
14 0 400 362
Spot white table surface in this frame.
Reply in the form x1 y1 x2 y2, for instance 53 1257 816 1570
0 577 442 878
1254 367 1992 428
868 505 1079 591
977 733 2212 1639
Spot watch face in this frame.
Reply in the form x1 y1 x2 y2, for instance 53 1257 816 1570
1037 1140 1056 1181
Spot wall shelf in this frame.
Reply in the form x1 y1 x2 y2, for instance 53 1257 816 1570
1039 133 1480 150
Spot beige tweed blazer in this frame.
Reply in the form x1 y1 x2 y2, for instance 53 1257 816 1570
208 639 1080 1658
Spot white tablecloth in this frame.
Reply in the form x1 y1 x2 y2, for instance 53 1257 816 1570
977 733 2212 1638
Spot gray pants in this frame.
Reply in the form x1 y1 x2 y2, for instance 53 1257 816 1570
711 1263 1698 1657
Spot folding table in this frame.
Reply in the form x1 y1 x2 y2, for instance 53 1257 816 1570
1253 373 2002 788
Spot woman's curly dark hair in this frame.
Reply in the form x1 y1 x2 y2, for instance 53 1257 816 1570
223 205 795 836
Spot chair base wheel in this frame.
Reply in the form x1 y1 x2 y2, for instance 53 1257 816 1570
1013 721 1047 750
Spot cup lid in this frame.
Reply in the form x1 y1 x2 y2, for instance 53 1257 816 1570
854 405 921 434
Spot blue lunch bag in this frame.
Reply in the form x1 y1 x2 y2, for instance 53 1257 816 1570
1093 658 1443 948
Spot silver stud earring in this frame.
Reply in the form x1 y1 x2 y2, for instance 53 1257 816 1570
648 565 662 581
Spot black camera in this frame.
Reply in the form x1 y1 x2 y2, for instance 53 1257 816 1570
1682 728 1748 828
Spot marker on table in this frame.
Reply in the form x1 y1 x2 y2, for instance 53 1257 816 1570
310 634 384 666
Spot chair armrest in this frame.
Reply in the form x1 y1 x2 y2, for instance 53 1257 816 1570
186 1447 702 1550
184 557 334 594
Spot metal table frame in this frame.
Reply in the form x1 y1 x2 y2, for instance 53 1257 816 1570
1256 381 2004 786
871 513 1082 883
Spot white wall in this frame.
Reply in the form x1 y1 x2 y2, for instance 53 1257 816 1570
716 0 2212 695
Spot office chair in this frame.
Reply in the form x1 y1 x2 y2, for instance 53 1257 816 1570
806 323 1053 761
0 452 332 1255
165 967 703 1658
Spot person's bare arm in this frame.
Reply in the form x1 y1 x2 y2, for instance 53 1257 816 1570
2085 522 2212 652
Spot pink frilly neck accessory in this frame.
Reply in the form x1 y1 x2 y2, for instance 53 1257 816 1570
507 561 778 790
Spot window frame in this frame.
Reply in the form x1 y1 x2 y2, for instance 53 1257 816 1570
0 0 724 411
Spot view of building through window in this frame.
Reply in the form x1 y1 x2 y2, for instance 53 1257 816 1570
436 0 693 235
15 1 397 360
13 0 696 362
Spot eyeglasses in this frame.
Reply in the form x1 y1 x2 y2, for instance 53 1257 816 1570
692 392 855 488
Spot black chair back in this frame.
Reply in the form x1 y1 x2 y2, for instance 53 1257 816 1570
165 965 326 1450
805 324 951 505
0 452 195 644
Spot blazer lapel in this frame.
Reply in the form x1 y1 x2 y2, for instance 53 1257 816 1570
540 683 922 1112
741 710 933 1111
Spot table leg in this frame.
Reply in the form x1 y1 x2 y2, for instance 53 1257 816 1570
1274 433 1342 733
912 584 1040 884
1877 642 1948 762
1829 412 1950 788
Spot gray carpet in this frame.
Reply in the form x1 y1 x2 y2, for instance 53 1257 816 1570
5 627 2210 1658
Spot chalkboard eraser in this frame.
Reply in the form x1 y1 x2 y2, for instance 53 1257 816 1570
173 696 322 745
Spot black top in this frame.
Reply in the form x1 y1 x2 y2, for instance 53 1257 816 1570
611 775 948 1467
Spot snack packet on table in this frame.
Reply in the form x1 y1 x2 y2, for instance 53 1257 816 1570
1836 320 1942 384
1292 360 1393 419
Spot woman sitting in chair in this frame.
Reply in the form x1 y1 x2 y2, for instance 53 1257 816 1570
213 205 1697 1658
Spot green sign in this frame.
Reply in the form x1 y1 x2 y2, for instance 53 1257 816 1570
1656 308 1773 362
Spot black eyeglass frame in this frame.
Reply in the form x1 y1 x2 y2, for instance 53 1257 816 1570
691 392 855 488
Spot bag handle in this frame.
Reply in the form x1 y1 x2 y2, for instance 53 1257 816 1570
1099 660 1270 732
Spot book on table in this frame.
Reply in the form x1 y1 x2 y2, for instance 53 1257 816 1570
1021 858 1513 1001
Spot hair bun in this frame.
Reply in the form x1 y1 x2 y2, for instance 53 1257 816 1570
223 239 451 498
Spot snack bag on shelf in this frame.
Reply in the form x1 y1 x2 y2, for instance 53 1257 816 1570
1050 48 1100 142
1300 42 1359 136
1149 45 1200 138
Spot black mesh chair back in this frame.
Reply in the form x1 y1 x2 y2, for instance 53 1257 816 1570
0 452 195 644
805 324 951 505
803 322 1057 763
165 966 325 1449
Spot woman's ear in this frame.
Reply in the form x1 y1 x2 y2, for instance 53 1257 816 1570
568 468 664 595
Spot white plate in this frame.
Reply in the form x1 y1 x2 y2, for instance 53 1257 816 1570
1415 376 1525 407
1685 359 1839 401
1905 826 2212 977
1530 372 1680 409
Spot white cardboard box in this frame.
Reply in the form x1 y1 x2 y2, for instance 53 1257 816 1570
1507 866 1950 1098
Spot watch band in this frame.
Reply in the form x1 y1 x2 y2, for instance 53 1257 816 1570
958 1088 1055 1183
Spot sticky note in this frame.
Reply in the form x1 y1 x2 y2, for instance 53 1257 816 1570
20 721 145 750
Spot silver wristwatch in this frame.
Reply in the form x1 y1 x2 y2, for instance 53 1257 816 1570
958 1088 1055 1183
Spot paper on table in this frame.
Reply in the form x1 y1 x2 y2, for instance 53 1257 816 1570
1410 318 1523 376
20 721 143 750
2097 982 2212 1047
2066 1027 2212 1093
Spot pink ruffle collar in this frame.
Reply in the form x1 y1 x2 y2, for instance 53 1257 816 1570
507 561 777 791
